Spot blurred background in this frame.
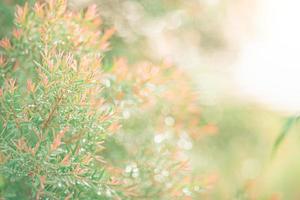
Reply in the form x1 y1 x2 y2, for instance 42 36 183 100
1 0 300 199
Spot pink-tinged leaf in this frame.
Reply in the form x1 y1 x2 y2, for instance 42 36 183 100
61 153 71 165
0 55 6 67
5 78 17 93
100 28 116 44
85 4 98 21
12 29 22 40
15 3 28 24
50 127 69 152
0 38 12 50
26 80 36 93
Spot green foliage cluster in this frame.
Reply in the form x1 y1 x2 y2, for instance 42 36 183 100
0 0 27 38
0 1 205 199
0 1 123 199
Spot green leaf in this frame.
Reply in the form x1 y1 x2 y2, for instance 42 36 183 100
272 115 300 158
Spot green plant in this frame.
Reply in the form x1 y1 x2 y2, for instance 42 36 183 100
0 1 210 199
272 115 300 157
0 1 124 199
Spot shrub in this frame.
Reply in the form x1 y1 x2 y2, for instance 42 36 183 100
0 1 212 199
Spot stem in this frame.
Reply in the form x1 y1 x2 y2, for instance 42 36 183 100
9 100 23 135
42 91 64 130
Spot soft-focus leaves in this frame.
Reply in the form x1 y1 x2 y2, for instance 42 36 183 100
272 116 300 157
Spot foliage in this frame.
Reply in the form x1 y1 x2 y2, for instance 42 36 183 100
0 1 121 199
0 1 211 199
2 0 300 200
0 0 27 38
272 115 300 157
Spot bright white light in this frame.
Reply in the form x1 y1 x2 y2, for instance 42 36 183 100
202 0 219 6
235 0 300 113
